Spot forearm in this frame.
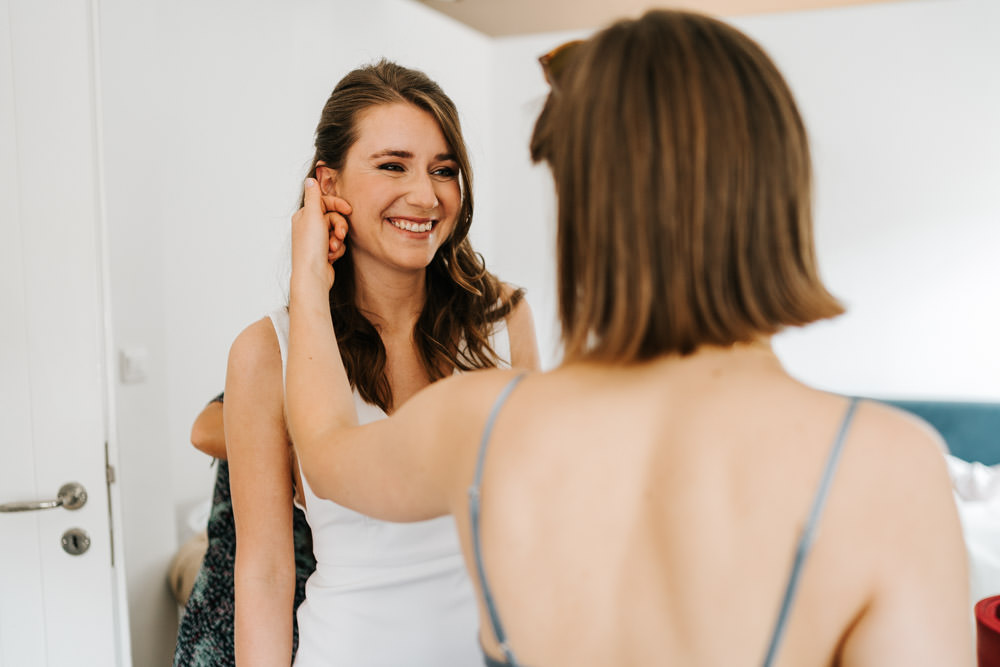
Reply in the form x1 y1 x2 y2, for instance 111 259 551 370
234 559 295 665
286 279 358 491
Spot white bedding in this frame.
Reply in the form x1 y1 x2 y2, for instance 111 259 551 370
948 455 1000 604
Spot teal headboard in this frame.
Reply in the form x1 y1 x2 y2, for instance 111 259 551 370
877 400 1000 466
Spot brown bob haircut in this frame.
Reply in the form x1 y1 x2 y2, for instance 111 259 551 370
531 10 843 363
304 60 520 410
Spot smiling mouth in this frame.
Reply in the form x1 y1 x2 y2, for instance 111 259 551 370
386 217 435 233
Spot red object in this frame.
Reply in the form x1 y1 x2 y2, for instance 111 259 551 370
976 596 1000 666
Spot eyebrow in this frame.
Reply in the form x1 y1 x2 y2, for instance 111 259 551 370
369 149 456 162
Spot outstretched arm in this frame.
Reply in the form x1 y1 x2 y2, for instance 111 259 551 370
285 177 359 492
285 178 494 522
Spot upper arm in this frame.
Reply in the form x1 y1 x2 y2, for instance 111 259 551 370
502 286 541 371
225 320 296 576
840 407 973 666
302 370 514 523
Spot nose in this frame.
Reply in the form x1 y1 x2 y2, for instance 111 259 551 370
405 172 440 210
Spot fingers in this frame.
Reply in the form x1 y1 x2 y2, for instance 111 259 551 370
327 212 349 241
291 179 339 291
324 211 349 264
328 241 346 263
321 195 352 217
319 192 350 243
327 215 347 259
292 180 351 293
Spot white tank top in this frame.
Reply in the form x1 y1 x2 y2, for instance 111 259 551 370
268 308 510 667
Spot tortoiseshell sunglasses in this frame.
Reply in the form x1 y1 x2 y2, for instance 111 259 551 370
538 39 583 89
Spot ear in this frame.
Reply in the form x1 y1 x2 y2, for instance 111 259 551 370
315 162 339 197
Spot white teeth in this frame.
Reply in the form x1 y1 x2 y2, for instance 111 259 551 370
388 218 433 233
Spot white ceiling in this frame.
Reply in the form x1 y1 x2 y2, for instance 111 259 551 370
413 0 908 36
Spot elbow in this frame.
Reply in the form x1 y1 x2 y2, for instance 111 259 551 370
190 422 212 453
190 401 226 458
190 423 226 459
190 422 207 450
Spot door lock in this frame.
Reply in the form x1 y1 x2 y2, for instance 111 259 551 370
61 528 91 555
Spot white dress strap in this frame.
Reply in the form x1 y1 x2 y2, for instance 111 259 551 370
267 307 290 385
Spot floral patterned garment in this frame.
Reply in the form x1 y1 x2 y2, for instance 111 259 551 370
173 460 316 666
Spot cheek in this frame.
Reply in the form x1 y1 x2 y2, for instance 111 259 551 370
441 183 462 215
346 185 390 223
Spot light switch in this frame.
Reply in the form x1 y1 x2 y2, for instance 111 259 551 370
119 347 149 384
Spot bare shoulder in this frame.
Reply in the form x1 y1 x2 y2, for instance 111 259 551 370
225 318 285 448
499 283 540 371
850 399 951 486
502 285 534 322
835 400 972 663
834 399 955 524
840 398 962 565
228 317 281 375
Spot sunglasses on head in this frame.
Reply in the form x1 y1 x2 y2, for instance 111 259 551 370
538 39 584 89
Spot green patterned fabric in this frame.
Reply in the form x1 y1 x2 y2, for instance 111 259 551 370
173 461 316 666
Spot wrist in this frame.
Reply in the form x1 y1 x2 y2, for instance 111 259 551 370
290 271 331 300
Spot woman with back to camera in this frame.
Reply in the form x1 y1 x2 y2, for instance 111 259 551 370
225 60 540 666
285 11 972 667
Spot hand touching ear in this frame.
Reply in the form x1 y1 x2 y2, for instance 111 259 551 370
323 193 351 265
291 178 352 294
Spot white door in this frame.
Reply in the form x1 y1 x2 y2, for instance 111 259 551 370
0 0 124 665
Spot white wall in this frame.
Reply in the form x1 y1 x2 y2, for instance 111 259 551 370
488 28 589 366
735 0 1000 400
489 0 1000 400
94 0 998 663
97 0 493 663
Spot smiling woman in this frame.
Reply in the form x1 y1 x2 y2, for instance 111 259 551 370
222 59 540 667
315 103 462 279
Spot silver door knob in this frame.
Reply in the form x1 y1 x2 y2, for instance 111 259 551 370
0 482 88 513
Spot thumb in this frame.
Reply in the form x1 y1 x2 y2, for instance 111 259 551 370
303 177 322 211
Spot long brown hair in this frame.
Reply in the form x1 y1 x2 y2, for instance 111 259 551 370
306 60 521 410
531 10 842 363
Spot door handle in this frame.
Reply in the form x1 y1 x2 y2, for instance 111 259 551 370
0 482 88 513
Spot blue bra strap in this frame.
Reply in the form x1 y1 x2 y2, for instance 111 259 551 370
468 373 528 667
760 397 860 667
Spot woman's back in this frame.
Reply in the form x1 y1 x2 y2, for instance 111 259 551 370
463 345 968 666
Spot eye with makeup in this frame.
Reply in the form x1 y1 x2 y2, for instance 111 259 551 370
431 164 458 180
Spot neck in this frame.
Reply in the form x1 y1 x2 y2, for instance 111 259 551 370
350 256 426 335
683 336 784 373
